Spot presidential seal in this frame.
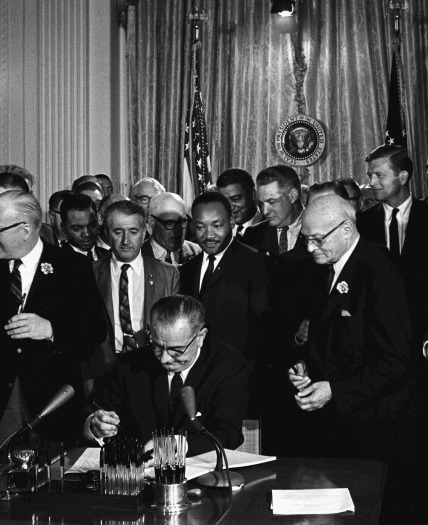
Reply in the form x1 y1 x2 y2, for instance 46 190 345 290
275 114 326 166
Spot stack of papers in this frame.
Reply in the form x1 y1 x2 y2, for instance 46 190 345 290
66 447 276 482
271 488 355 515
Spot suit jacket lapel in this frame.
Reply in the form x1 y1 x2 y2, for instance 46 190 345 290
201 239 237 292
97 257 114 330
25 243 52 309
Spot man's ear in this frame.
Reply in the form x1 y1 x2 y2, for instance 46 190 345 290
60 221 67 235
197 327 208 347
97 211 103 225
398 170 410 186
48 211 55 226
147 216 155 229
343 220 354 239
288 188 299 203
230 215 235 229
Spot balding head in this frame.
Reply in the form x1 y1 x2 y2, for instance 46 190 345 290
301 194 358 265
0 190 42 259
147 192 190 253
131 177 166 216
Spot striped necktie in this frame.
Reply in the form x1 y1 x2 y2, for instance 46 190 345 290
119 263 137 352
10 259 23 312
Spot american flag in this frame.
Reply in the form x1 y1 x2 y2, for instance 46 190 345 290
384 37 407 148
182 37 212 211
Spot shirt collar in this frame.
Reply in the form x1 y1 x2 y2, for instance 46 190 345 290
278 210 303 231
383 194 412 219
203 236 234 263
332 234 360 278
19 237 44 270
111 251 143 276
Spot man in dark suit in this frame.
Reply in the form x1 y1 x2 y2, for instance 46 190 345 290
179 191 270 364
86 200 180 393
357 144 428 363
85 295 249 456
142 192 201 266
242 164 304 257
287 194 417 522
0 190 106 449
60 193 109 261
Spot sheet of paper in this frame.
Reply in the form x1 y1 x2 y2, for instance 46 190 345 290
66 448 100 474
189 449 276 469
271 488 355 515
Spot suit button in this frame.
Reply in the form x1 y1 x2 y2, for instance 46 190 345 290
17 348 22 354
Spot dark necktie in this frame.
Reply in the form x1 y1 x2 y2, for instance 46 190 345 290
169 372 184 422
278 226 289 254
325 264 335 295
10 259 23 312
87 250 95 262
236 225 244 238
165 251 172 264
389 208 400 259
199 254 216 297
119 264 136 352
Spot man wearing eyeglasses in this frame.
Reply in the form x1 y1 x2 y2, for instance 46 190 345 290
85 295 249 456
285 194 417 518
87 200 179 394
142 192 201 266
0 190 106 449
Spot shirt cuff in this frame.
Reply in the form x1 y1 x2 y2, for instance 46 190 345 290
423 341 428 359
83 414 104 446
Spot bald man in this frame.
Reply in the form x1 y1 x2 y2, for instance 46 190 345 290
142 192 201 266
285 194 417 520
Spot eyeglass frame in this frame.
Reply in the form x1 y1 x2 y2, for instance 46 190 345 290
150 215 192 231
134 195 152 204
147 327 201 358
301 220 346 248
49 209 61 215
0 221 27 234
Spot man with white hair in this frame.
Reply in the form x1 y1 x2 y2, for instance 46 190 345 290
286 194 417 522
143 192 201 266
0 190 106 448
130 177 166 218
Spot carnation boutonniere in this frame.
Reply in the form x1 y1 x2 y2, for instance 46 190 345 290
148 272 154 286
337 281 348 294
41 262 54 275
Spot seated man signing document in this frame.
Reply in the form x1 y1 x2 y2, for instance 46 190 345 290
84 294 249 457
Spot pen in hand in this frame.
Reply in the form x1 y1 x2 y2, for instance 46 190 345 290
92 401 121 430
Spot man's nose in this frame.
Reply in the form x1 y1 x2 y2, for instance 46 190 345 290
81 227 89 237
122 232 129 244
307 241 317 253
159 349 172 366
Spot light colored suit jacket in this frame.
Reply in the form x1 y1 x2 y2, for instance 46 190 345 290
86 253 180 383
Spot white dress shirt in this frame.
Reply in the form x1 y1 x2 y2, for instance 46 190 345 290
383 195 412 254
276 211 303 251
199 237 234 291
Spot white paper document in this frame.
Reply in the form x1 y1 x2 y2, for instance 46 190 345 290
271 488 355 515
66 447 276 482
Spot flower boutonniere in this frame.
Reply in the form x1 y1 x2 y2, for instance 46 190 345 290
41 262 54 275
337 281 349 294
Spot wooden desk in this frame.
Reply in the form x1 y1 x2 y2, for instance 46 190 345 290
0 450 386 524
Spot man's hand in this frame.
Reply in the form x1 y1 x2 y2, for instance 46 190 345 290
287 360 311 391
89 410 120 439
5 313 53 340
294 381 332 411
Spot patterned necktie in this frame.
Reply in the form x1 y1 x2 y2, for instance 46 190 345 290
278 226 289 254
165 251 172 264
10 259 23 312
169 372 184 419
389 208 400 259
87 250 95 262
199 254 216 297
119 264 136 352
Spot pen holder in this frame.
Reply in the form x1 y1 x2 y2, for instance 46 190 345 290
151 480 190 514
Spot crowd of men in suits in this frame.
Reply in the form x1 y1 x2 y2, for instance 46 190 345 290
0 144 426 521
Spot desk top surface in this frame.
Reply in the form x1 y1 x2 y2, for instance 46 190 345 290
0 449 387 525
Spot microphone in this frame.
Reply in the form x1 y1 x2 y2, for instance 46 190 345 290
1 384 76 457
180 386 244 489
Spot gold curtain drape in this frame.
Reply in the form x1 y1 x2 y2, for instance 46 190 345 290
125 0 428 197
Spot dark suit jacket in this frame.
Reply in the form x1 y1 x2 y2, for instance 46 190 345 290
61 240 109 261
356 198 428 353
88 254 180 380
295 238 416 463
90 338 249 456
179 239 270 361
0 241 106 443
242 220 280 256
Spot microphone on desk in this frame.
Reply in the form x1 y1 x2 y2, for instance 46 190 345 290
180 385 244 489
1 384 76 458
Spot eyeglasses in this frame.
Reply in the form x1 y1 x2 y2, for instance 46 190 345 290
49 209 61 215
301 220 346 248
151 215 192 230
148 330 200 358
134 195 151 204
0 221 26 234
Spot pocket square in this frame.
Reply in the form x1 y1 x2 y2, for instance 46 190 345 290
341 310 352 317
